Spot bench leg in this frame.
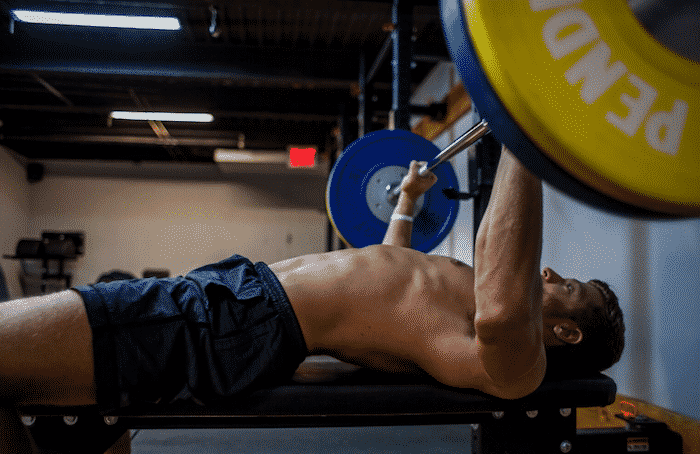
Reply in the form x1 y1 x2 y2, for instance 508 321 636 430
27 415 128 454
0 406 36 453
474 408 576 454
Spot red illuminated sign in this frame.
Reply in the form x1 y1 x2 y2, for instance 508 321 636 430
288 146 317 168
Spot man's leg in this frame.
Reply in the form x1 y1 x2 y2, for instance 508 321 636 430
0 290 97 452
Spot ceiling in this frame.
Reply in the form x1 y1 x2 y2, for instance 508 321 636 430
0 0 449 167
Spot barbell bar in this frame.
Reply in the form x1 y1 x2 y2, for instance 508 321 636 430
419 119 490 175
388 119 490 201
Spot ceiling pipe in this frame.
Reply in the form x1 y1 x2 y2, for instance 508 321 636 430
2 134 244 147
0 104 338 122
31 74 73 106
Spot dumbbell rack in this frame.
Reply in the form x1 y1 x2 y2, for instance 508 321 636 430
3 233 83 296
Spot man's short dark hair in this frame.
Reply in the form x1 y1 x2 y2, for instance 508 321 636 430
545 279 625 377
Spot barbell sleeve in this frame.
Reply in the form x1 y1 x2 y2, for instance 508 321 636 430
391 119 491 198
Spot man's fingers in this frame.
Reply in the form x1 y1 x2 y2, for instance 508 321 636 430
409 161 431 177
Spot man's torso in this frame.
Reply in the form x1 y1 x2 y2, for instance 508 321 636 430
269 245 478 377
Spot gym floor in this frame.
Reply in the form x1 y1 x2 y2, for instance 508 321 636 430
130 426 472 453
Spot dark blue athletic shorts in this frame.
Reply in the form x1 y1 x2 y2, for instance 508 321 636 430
73 255 309 412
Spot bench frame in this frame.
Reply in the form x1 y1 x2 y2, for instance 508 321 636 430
17 357 681 453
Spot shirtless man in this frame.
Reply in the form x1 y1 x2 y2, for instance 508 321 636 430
0 146 624 452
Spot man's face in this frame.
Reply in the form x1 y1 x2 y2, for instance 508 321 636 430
541 267 604 319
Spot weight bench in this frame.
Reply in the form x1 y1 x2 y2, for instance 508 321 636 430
20 356 618 454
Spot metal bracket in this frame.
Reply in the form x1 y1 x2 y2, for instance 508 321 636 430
615 413 674 432
443 187 475 200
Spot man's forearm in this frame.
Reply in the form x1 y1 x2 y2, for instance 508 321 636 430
382 192 418 248
382 160 437 248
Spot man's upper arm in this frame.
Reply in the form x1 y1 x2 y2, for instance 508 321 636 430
472 148 546 393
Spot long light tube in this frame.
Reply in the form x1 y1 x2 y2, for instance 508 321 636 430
11 10 181 30
110 112 213 122
213 149 288 164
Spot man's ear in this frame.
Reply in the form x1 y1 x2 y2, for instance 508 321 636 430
553 322 583 345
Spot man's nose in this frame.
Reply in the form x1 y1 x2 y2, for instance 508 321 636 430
542 267 563 283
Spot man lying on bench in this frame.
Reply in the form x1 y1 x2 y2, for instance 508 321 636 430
0 146 625 453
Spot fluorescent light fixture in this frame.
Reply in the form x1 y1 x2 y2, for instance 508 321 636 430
110 111 213 122
11 10 181 30
214 149 288 164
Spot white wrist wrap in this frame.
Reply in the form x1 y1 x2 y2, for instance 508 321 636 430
391 214 414 223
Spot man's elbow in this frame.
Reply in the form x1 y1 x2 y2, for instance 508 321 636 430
474 312 545 393
486 347 547 400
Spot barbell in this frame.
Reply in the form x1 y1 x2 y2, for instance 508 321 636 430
327 0 700 251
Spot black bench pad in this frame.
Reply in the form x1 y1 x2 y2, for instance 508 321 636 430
20 356 616 428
